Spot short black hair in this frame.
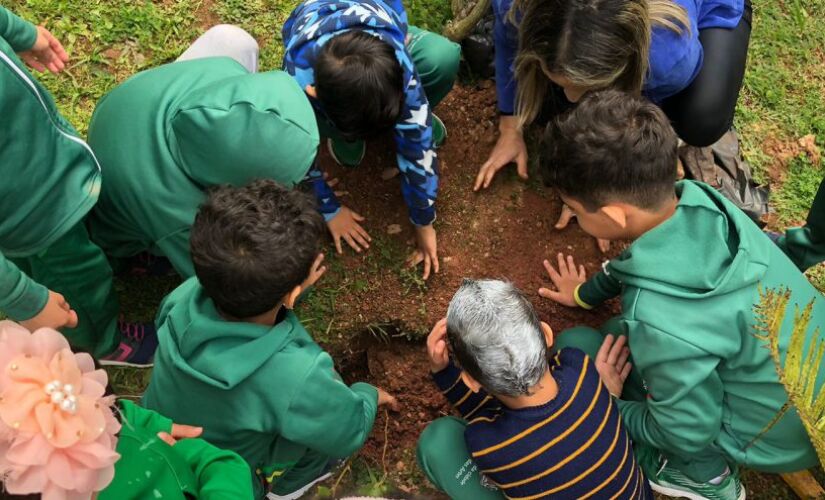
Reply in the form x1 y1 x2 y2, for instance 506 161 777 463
540 89 678 211
314 30 405 141
190 180 324 318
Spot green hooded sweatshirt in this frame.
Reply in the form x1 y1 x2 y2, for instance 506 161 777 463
100 400 253 500
86 57 319 277
142 278 379 497
0 7 101 320
577 181 824 472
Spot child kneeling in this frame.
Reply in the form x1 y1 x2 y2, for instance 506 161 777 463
417 279 652 499
540 90 825 500
143 180 398 499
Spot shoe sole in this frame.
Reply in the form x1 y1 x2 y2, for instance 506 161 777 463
649 480 746 500
98 359 154 368
326 138 365 167
266 471 332 500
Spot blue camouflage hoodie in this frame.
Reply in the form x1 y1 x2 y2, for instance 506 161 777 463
283 0 439 226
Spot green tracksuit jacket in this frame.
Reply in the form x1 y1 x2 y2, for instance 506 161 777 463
101 400 253 500
0 7 101 320
576 181 824 472
142 278 379 497
87 58 319 277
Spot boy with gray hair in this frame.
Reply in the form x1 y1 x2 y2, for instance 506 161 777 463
417 279 652 499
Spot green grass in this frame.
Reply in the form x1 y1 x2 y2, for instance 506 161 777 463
735 0 825 190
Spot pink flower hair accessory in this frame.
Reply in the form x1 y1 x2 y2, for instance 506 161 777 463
0 321 121 500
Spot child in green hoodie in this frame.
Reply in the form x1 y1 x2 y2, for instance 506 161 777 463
143 180 399 499
87 25 319 280
537 90 824 500
0 7 153 366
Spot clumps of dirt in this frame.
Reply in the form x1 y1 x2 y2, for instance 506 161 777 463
762 133 822 185
323 334 449 497
315 82 620 339
313 82 620 497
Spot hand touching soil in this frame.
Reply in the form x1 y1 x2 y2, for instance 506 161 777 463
408 224 439 280
474 115 528 191
539 253 587 307
328 206 371 253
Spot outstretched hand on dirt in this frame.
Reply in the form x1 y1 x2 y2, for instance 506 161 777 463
157 423 204 447
426 318 450 373
408 224 439 280
555 204 611 253
328 206 372 254
595 334 632 397
474 115 528 191
377 387 401 411
538 253 587 308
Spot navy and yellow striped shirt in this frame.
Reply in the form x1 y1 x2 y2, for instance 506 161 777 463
432 348 652 499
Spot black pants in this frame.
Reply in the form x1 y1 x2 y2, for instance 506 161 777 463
662 1 753 146
537 1 752 147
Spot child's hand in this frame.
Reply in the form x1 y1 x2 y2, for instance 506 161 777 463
474 116 528 191
595 334 632 397
327 206 371 254
554 204 610 253
20 290 78 331
377 387 400 411
426 318 450 373
408 224 439 280
19 26 68 74
157 423 204 447
538 253 586 307
301 253 327 290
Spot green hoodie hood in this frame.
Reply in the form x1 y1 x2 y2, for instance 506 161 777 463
143 278 379 497
579 181 824 473
156 277 301 389
606 181 770 298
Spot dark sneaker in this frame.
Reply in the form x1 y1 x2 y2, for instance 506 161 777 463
99 321 158 368
432 113 447 148
649 460 745 500
327 138 366 167
125 252 176 277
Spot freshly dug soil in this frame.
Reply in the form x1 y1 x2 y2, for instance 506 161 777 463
315 81 619 338
312 83 800 499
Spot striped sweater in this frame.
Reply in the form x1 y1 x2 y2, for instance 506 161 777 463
432 348 652 499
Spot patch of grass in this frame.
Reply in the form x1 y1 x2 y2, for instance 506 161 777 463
6 0 205 133
771 155 823 226
736 0 825 179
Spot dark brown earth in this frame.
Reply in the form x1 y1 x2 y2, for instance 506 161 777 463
309 83 800 498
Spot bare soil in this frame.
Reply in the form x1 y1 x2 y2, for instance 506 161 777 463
311 83 800 498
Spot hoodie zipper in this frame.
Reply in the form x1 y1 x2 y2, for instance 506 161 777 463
0 49 101 171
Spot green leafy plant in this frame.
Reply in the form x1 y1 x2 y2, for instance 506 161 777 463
753 287 825 465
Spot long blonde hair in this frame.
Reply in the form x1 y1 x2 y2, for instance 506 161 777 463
513 0 690 127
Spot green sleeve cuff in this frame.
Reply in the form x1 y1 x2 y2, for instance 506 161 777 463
574 284 594 310
0 254 49 321
119 400 174 434
350 381 379 402
0 7 38 51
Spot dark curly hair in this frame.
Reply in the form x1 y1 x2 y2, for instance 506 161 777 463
190 180 324 318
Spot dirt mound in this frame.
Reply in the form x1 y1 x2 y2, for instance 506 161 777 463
309 82 619 343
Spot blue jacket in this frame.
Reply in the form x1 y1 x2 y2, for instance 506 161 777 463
283 0 438 226
493 0 745 112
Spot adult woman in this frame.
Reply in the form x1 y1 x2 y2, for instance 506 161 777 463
475 0 750 194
